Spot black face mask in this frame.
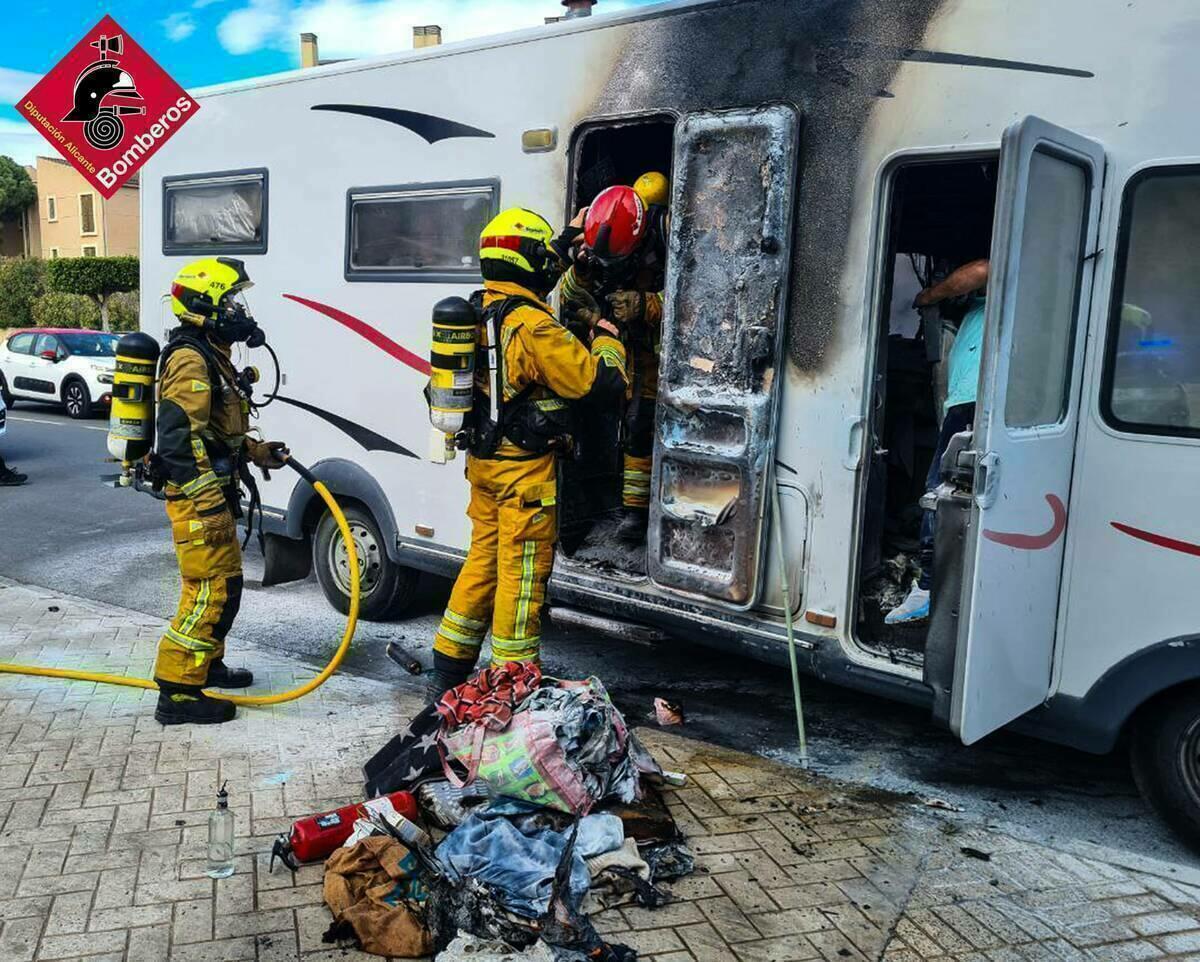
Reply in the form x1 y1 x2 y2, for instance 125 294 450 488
208 301 265 348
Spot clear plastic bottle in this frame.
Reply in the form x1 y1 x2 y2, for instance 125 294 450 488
206 782 236 879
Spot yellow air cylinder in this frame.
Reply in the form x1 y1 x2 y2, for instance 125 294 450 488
107 332 160 483
428 296 478 443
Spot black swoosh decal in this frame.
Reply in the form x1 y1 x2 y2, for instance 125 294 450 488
839 42 1093 79
275 396 418 459
311 104 496 143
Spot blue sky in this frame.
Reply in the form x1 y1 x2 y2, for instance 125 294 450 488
1 0 658 164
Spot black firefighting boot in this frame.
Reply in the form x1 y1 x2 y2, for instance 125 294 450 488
426 654 475 707
207 658 254 689
616 506 650 545
155 679 237 726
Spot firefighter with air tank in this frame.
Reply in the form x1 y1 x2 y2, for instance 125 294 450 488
120 258 290 726
426 208 629 700
560 173 670 545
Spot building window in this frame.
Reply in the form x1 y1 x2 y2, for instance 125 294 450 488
82 245 97 257
46 196 57 222
163 168 268 255
49 247 60 259
1101 166 1200 438
345 180 499 283
79 193 97 235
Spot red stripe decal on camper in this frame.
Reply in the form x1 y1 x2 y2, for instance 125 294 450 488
1111 522 1200 558
283 294 432 376
982 493 1067 550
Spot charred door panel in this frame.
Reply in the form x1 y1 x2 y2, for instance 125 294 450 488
649 104 799 607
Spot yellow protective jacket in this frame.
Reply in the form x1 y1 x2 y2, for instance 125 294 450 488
481 280 627 458
156 331 250 514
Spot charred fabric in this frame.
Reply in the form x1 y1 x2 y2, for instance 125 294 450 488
278 663 695 960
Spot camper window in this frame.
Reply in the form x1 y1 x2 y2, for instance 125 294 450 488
1101 166 1200 438
1003 149 1088 430
162 169 267 255
345 180 498 283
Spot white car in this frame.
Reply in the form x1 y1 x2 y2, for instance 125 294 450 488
0 328 118 419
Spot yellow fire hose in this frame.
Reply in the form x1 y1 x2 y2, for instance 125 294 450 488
0 459 360 707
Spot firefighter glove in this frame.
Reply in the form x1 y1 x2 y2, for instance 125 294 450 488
247 439 290 470
607 290 647 324
200 509 238 547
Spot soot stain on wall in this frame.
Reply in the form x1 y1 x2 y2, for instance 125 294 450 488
588 0 946 372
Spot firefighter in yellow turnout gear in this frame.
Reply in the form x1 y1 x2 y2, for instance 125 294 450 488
561 173 670 544
429 208 628 699
153 257 289 726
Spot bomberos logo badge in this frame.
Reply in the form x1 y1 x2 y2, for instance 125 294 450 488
20 14 198 198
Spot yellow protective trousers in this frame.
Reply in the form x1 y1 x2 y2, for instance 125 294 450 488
153 495 244 687
433 454 558 669
622 339 659 510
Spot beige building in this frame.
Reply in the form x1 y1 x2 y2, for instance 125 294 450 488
0 155 139 260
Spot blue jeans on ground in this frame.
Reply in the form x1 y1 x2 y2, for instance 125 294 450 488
918 403 975 591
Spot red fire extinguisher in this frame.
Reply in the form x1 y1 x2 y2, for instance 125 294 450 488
270 791 419 872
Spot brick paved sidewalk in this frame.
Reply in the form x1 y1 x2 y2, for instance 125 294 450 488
3 576 1200 962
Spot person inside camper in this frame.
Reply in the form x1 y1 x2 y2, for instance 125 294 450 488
427 208 629 702
560 173 670 545
886 258 990 625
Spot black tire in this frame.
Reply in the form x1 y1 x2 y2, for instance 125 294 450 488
62 378 92 419
1131 685 1200 852
0 372 13 408
313 503 418 621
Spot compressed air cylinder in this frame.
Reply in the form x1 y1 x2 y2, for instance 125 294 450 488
107 332 161 469
428 297 478 437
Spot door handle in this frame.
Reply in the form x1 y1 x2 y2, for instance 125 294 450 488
974 451 1000 510
843 417 865 470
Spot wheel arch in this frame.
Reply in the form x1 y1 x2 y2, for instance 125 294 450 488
1022 635 1200 754
60 373 89 398
283 457 401 563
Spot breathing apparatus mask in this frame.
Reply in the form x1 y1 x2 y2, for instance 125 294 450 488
210 292 266 348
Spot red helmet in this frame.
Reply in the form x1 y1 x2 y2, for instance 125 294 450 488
584 185 647 263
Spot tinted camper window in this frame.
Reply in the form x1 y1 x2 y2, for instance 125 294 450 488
1103 167 1200 437
163 169 267 255
346 181 498 283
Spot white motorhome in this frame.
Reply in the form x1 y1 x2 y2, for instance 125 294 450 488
140 0 1200 844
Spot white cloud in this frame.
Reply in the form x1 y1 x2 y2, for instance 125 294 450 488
163 12 198 41
0 118 43 166
217 0 643 59
218 0 289 55
0 67 41 106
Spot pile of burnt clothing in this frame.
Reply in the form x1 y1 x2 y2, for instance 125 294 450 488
337 662 694 960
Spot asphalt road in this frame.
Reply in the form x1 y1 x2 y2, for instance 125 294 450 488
0 403 1193 868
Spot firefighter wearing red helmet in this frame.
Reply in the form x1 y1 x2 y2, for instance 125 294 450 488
561 179 669 544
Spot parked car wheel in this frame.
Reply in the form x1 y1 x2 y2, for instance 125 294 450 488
62 378 93 419
0 373 13 409
313 504 418 621
1131 685 1200 852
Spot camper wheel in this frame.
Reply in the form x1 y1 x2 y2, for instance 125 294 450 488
1131 685 1200 852
313 504 418 620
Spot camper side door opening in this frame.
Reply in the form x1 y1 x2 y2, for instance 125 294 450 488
950 116 1106 745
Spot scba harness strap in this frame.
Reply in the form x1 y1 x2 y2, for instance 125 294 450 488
155 331 264 551
467 295 575 461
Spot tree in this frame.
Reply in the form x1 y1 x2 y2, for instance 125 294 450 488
0 156 36 223
46 256 139 332
0 257 47 328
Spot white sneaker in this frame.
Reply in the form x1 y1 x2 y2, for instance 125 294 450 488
885 583 930 625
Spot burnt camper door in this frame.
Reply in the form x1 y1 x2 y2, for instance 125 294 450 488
648 105 799 608
951 116 1104 745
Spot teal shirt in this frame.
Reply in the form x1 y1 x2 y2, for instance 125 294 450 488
945 296 985 412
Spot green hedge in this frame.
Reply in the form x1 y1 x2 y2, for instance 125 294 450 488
31 292 100 329
0 258 47 329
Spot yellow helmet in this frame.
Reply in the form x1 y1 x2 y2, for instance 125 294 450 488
170 257 253 322
479 208 563 295
634 171 670 208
